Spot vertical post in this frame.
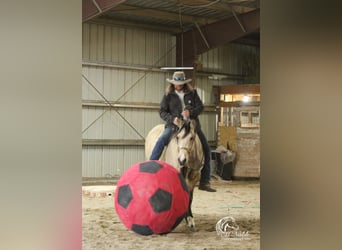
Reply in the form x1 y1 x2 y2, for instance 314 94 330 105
176 30 196 86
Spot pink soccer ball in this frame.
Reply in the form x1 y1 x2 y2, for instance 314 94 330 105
114 160 189 235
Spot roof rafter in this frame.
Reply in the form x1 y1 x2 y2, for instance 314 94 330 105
109 4 217 26
176 8 260 66
83 0 128 22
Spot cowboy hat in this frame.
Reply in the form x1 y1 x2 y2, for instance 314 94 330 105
166 71 192 85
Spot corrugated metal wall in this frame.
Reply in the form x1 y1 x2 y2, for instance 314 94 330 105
82 145 144 177
198 43 260 85
82 21 259 177
82 22 177 177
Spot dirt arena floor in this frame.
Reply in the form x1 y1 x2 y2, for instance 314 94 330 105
82 179 260 250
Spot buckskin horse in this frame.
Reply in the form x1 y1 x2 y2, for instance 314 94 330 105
145 119 203 228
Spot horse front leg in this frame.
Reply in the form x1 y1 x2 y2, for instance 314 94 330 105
184 170 201 229
180 167 195 228
185 189 195 228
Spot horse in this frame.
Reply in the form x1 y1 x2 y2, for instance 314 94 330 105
145 119 203 228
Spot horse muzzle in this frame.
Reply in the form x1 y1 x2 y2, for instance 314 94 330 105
178 157 187 166
178 147 189 166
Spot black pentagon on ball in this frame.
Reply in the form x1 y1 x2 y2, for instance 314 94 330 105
149 188 172 213
139 161 163 173
131 224 153 236
117 184 133 209
178 173 189 194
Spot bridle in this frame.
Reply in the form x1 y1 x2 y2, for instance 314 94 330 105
178 144 194 155
176 129 197 166
176 126 196 153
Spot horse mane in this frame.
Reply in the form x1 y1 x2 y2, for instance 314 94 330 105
179 120 195 138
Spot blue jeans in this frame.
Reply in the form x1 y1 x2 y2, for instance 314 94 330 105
149 127 174 160
149 126 211 184
196 128 211 184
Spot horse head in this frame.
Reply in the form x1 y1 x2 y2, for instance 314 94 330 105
175 119 197 167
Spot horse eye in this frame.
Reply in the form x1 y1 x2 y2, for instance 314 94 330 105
190 136 194 141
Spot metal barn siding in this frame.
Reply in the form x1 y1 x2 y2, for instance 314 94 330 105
198 43 259 85
82 145 144 177
82 22 176 177
83 23 175 65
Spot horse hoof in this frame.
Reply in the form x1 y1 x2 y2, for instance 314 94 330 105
186 216 196 228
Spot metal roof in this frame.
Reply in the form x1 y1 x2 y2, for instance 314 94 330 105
83 0 259 45
85 1 258 28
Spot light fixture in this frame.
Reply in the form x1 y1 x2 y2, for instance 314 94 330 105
242 95 250 102
160 67 194 70
208 74 228 80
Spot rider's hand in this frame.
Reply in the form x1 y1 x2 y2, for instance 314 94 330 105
182 109 190 119
173 117 179 125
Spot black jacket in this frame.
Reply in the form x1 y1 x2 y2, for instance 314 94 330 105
159 89 204 129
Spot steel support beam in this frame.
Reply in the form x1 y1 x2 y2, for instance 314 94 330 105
176 9 260 68
83 139 145 146
82 139 217 147
82 60 164 72
82 100 217 112
83 0 128 22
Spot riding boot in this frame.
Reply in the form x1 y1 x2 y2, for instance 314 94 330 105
198 182 216 192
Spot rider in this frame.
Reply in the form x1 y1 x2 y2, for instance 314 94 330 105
149 71 216 192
